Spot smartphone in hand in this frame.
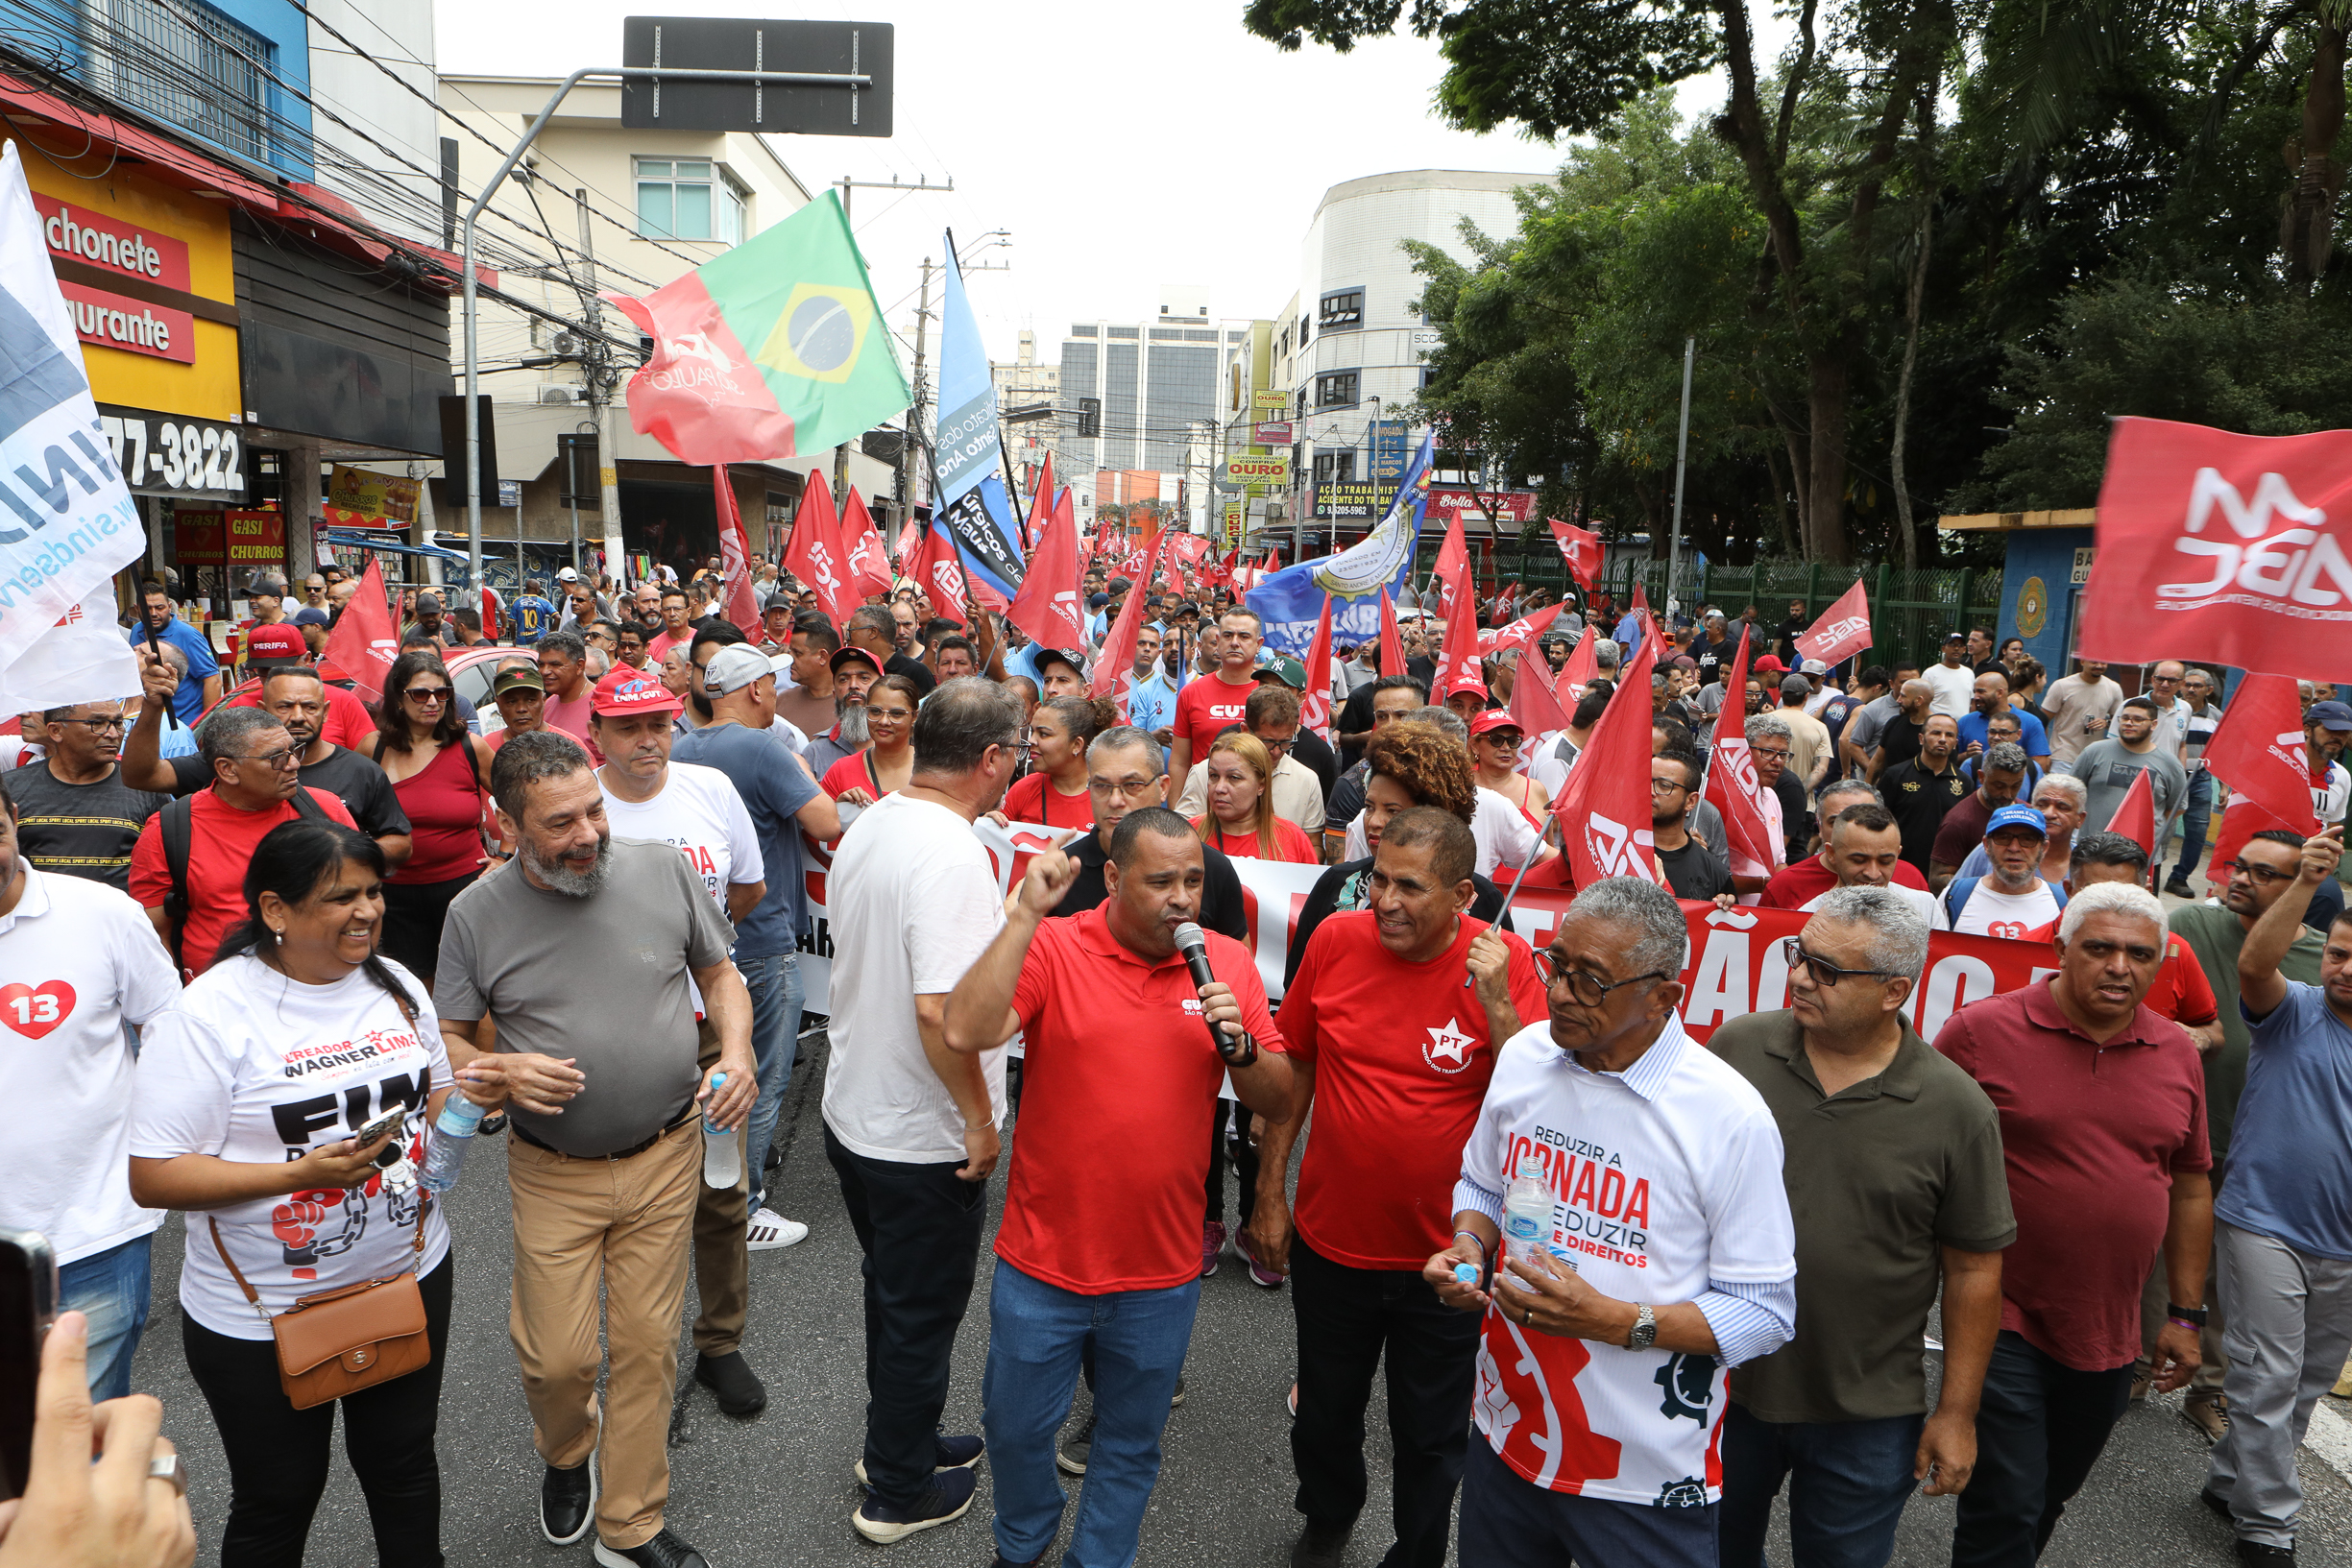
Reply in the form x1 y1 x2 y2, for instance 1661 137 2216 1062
0 1227 59 1503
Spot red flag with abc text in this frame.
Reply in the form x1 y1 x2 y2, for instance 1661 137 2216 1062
2199 673 2320 881
783 470 857 625
1005 479 1085 653
323 558 397 705
2078 417 2352 681
1548 626 1661 887
1794 579 1872 667
840 486 892 601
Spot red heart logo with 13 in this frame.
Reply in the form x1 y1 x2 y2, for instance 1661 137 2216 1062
0 981 77 1040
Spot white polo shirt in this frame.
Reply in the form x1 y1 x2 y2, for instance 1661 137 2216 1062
0 869 181 1263
1455 1012 1795 1507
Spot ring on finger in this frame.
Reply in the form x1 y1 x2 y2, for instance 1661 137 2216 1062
148 1452 187 1496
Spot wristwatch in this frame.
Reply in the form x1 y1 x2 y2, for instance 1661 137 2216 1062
2167 1302 2209 1328
1218 1028 1259 1069
1627 1302 1658 1351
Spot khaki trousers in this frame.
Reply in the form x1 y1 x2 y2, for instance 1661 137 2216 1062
692 1020 749 1356
507 1118 700 1551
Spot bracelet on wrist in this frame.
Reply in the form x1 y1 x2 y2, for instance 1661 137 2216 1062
2166 1302 2209 1328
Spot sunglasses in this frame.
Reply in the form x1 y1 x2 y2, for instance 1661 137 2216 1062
402 687 451 704
1781 937 1903 986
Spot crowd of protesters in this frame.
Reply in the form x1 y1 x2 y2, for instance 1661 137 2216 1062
2 557 2347 1568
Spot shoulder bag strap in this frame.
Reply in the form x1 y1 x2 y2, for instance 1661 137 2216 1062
383 987 432 1256
206 1216 276 1329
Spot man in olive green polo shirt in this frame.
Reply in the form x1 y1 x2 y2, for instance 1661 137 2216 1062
1709 887 2016 1568
2161 827 2327 1439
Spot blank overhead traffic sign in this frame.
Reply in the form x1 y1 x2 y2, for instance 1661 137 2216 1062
620 17 892 135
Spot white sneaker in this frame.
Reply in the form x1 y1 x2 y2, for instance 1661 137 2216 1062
747 1208 808 1251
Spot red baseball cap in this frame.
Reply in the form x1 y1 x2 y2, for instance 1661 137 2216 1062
1752 655 1787 676
245 622 306 665
1467 710 1524 738
590 667 682 717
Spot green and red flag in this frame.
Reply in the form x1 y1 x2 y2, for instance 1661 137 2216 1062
604 192 909 465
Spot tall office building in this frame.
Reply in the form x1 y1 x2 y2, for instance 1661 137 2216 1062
1058 287 1245 506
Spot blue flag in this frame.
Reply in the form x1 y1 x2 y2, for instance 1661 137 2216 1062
929 239 1025 599
1247 433 1435 655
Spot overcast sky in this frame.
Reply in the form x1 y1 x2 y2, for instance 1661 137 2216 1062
438 1 1764 371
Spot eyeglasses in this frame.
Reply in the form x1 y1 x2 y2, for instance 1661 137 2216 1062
55 716 126 732
1751 746 1791 762
1259 736 1297 755
1781 937 1902 987
239 746 301 771
402 687 450 704
2225 857 2297 885
1650 776 1689 794
1530 949 1670 1006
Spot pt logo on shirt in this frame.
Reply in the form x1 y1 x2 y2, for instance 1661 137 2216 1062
1422 1018 1478 1074
0 980 75 1040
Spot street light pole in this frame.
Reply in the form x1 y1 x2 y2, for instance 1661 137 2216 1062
1666 335 1695 619
461 64 873 599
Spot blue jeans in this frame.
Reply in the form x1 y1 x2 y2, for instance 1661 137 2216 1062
2172 767 2214 886
982 1260 1200 1568
1457 1436 1718 1568
60 1233 152 1402
1717 1401 1923 1568
737 951 803 1215
1952 1330 2133 1567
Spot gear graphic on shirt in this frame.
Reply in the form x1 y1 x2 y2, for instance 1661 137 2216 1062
1656 1476 1710 1508
1654 1352 1717 1423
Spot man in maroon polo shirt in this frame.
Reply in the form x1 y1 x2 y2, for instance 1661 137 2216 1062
1933 880 2213 1567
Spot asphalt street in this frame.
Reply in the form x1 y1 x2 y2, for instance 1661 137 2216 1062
132 1025 2352 1568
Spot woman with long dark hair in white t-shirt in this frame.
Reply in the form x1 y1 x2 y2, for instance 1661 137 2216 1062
131 818 486 1567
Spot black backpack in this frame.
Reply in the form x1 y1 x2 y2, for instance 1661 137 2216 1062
158 785 331 969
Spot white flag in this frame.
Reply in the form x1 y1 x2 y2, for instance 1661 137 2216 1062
0 139 143 710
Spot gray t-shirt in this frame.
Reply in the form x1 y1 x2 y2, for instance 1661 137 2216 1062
434 839 731 1156
2062 739 2188 837
1843 693 1902 764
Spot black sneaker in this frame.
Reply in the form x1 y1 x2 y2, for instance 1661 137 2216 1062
2237 1543 2295 1566
2163 878 2196 899
1055 1408 1095 1476
693 1350 767 1417
854 1430 986 1484
541 1459 596 1546
851 1465 978 1544
593 1529 709 1567
1291 1517 1355 1568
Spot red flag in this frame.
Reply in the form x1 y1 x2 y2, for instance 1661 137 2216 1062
1491 581 1519 627
1299 594 1338 743
1549 518 1602 590
714 467 762 632
2078 417 2352 679
1022 453 1055 550
1556 628 1600 698
1433 547 1486 702
2199 673 2320 879
781 470 856 625
1094 529 1175 718
840 486 892 601
1491 603 1563 662
2105 765 2159 877
1793 580 1872 667
1549 630 1661 887
894 514 920 570
1703 635 1784 881
913 521 969 614
1432 511 1468 615
1378 585 1408 678
324 559 397 706
1507 635 1570 754
1006 479 1085 653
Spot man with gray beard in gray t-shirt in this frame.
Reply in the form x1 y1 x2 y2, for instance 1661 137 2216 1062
434 729 752 1568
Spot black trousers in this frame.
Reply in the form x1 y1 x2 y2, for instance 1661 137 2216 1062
823 1123 988 1508
1206 1098 1263 1226
1951 1330 2135 1567
181 1255 453 1568
1290 1238 1481 1568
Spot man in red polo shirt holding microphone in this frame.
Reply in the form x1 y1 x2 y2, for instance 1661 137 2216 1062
1250 807 1548 1568
943 807 1295 1568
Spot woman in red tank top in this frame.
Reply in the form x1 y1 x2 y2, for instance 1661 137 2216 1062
360 650 495 992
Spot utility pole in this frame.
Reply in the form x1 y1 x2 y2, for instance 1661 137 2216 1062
1666 336 1695 619
896 255 935 567
577 187 628 586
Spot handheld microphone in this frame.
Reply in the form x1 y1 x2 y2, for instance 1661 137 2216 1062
1172 922 1233 1054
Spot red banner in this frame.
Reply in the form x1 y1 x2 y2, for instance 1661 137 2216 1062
323 558 396 705
1006 473 1085 653
1667 905 2058 1045
1300 594 1337 743
781 470 856 625
713 467 762 633
2079 417 2352 679
1093 527 1173 718
1432 544 1485 701
1549 517 1602 590
1794 579 1872 667
1703 634 1783 880
1548 624 1660 885
2200 672 2319 880
840 486 892 601
1378 584 1407 676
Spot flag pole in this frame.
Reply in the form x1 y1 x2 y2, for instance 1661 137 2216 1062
1666 336 1694 619
1464 815 1559 988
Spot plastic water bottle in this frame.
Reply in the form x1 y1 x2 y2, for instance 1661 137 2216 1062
1502 1152 1564 1275
702 1073 740 1189
420 1096 484 1194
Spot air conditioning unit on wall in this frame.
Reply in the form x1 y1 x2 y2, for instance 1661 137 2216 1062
534 384 583 406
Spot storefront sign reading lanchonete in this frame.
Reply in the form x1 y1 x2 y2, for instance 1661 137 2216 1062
35 194 198 365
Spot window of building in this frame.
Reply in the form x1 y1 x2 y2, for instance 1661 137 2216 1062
1070 324 1097 337
1313 451 1358 484
1319 288 1365 332
635 160 747 242
1107 326 1139 339
107 0 275 163
1315 371 1359 408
